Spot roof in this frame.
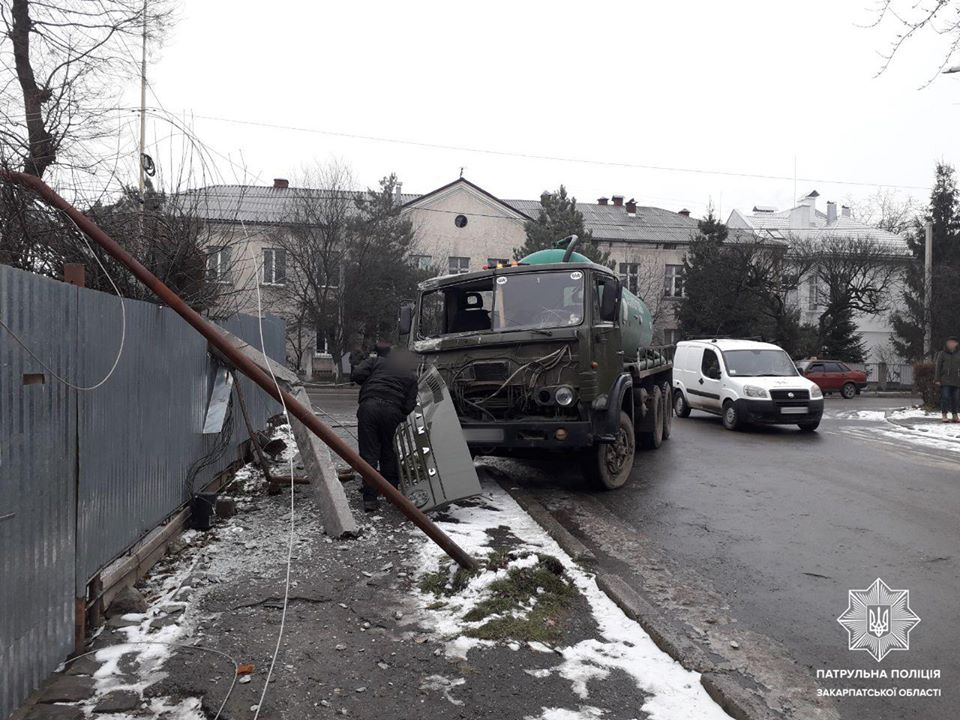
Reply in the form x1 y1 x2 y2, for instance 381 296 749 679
181 178 706 246
727 204 908 253
176 185 421 225
505 198 702 245
679 338 784 351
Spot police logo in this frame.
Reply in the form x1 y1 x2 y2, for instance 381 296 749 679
838 578 920 661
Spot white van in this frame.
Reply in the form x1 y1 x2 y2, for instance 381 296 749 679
672 339 824 431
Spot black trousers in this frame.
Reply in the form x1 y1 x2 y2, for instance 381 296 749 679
356 398 406 499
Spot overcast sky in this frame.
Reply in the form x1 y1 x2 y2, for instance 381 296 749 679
127 0 960 219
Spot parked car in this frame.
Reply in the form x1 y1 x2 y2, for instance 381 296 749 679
795 360 867 399
673 339 824 432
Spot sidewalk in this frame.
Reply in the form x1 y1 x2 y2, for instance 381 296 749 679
18 427 731 720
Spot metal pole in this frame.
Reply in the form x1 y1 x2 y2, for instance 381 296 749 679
924 221 933 358
1 170 477 570
138 0 148 211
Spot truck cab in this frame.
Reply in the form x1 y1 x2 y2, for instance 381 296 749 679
400 252 674 490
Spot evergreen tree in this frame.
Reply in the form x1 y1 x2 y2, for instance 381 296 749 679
892 162 960 359
817 307 866 361
514 186 611 266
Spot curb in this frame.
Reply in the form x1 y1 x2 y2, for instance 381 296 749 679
491 473 778 720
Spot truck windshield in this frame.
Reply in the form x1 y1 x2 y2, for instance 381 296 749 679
418 271 584 338
722 349 798 377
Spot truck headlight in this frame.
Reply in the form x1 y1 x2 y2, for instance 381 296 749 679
809 384 823 399
554 386 575 406
743 385 768 399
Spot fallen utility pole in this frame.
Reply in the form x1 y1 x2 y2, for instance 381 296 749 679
1 170 477 571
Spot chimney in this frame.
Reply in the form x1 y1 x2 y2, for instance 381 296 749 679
273 178 289 189
625 198 637 214
841 205 851 218
826 201 837 225
612 195 624 207
678 208 691 217
597 197 609 206
394 181 403 205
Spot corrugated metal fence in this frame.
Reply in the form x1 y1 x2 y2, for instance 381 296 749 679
0 265 283 719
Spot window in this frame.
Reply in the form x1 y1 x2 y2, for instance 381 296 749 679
261 248 286 285
619 262 641 295
410 254 433 271
663 328 680 345
700 348 721 378
487 257 510 269
664 264 684 298
806 279 820 311
448 256 471 275
206 246 231 283
454 214 468 228
825 362 847 373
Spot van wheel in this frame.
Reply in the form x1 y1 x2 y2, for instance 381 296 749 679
674 389 691 418
722 401 742 431
639 385 664 449
661 381 673 439
582 410 635 490
841 382 856 399
798 420 820 432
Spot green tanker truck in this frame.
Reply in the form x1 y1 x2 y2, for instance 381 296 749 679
398 237 673 489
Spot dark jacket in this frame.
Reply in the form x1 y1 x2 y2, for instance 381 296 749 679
351 354 419 414
935 348 960 387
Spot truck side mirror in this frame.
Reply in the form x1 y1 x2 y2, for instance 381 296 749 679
599 281 619 322
398 302 414 336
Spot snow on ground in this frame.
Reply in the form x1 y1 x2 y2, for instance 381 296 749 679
833 407 960 454
414 479 731 720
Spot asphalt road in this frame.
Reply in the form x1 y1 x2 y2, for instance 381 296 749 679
499 396 959 720
309 387 958 719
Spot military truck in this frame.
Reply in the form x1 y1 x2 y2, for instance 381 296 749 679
398 240 673 489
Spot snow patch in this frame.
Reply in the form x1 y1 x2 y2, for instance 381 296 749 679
414 482 731 720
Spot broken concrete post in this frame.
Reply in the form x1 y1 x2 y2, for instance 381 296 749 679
212 328 359 538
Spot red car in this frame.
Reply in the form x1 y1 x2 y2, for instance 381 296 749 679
795 360 868 399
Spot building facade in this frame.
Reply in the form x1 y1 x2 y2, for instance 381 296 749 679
727 191 909 361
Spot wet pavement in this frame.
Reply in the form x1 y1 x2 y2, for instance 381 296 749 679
308 388 958 719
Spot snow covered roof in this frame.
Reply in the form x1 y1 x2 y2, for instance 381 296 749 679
727 203 908 253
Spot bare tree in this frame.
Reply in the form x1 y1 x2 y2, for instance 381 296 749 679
615 249 669 330
268 162 356 377
849 189 919 235
1 0 172 179
869 0 960 82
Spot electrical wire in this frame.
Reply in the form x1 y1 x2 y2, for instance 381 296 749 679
241 223 296 720
0 210 126 392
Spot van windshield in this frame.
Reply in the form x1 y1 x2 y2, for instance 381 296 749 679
722 349 798 377
418 271 584 337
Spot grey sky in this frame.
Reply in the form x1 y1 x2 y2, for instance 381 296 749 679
130 0 958 218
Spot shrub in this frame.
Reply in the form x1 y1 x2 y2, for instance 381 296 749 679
913 361 936 408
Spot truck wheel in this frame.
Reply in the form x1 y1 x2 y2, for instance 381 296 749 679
661 381 673 440
638 385 664 449
674 389 691 418
722 400 742 431
841 382 856 399
582 410 635 490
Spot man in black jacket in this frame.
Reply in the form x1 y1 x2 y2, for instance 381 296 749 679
350 341 419 511
935 336 960 423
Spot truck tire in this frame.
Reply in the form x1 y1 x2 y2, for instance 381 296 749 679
582 410 635 490
674 389 691 418
638 385 664 449
661 381 673 440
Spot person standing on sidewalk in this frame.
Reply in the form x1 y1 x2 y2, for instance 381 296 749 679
934 336 960 423
350 341 419 512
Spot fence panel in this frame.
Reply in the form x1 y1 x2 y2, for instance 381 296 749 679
0 267 78 720
1 264 284 719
